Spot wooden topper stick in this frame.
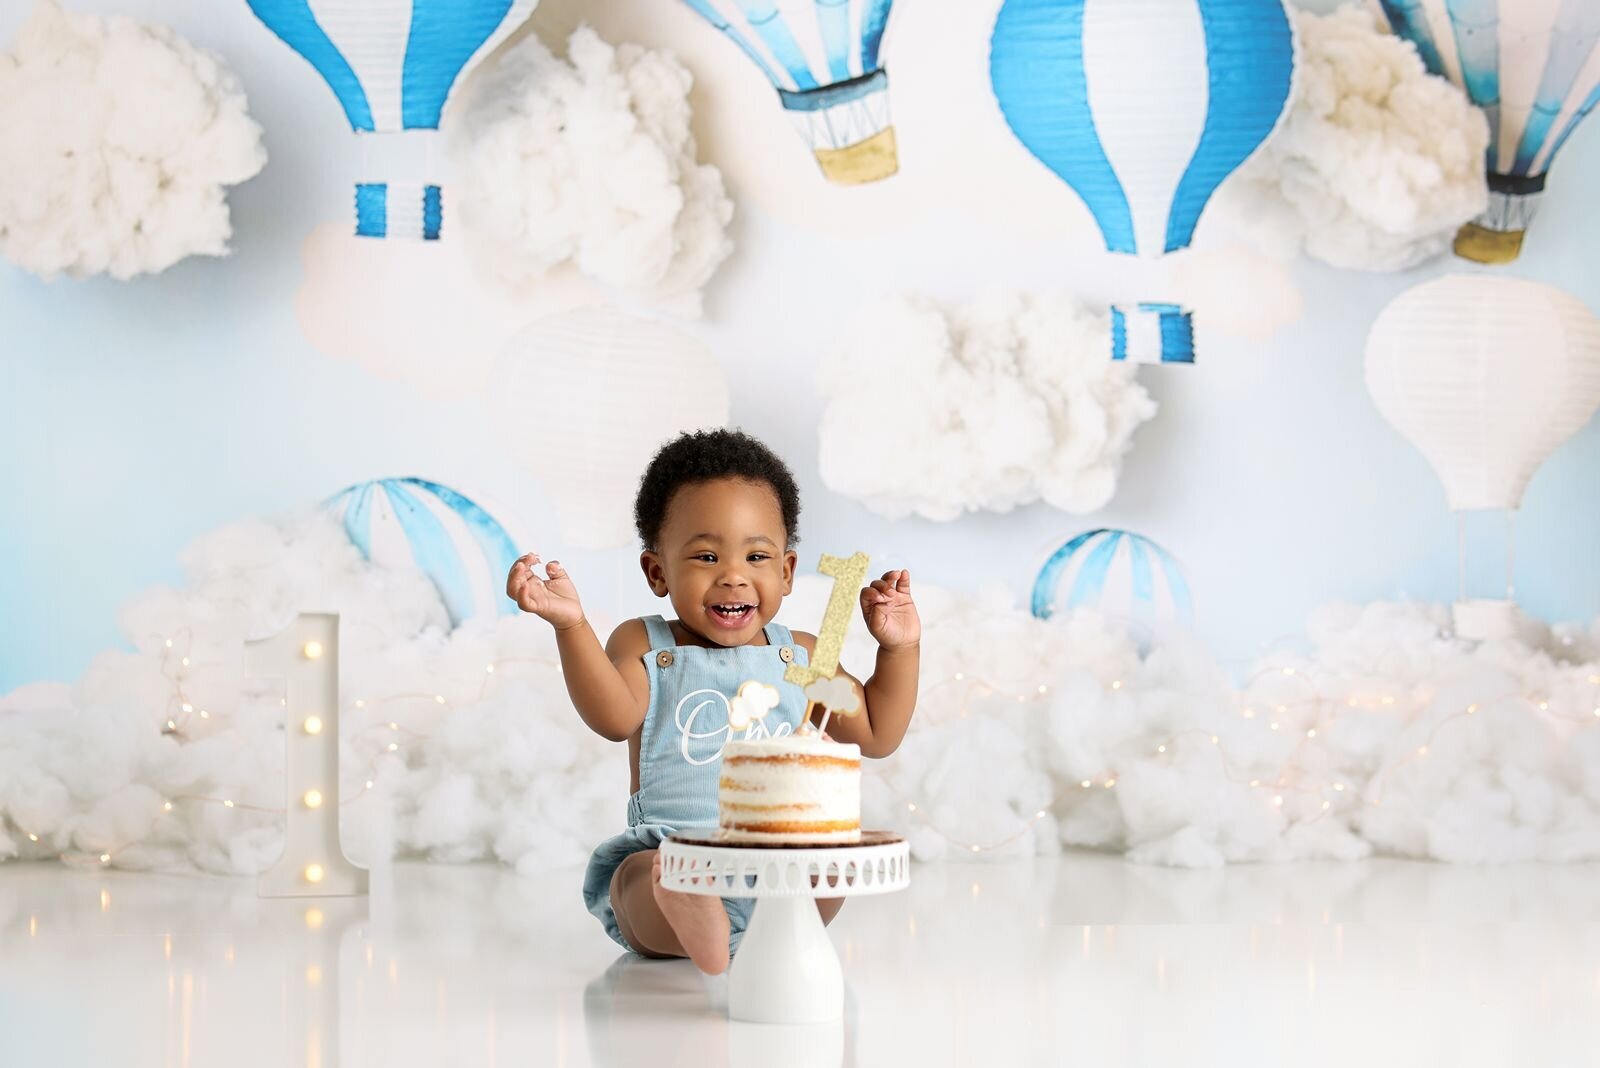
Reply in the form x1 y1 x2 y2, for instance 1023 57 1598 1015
784 552 870 690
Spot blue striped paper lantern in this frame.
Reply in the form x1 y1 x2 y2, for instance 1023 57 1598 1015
247 0 536 239
330 478 521 627
1378 1 1600 264
990 0 1297 364
1031 529 1194 638
682 0 899 184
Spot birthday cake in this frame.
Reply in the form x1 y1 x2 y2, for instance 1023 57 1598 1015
718 734 862 844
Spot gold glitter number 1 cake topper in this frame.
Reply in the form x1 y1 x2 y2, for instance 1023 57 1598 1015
785 552 870 690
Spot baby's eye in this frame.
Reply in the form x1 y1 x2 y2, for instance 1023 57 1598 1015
748 554 770 563
692 553 717 563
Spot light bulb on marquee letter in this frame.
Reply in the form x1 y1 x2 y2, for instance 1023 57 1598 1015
244 613 369 898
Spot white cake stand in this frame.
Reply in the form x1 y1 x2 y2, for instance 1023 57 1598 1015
658 830 910 1024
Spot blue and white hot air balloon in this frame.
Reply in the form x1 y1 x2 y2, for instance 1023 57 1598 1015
330 478 522 627
247 0 537 239
681 0 899 184
1032 529 1193 642
1378 0 1600 264
990 0 1297 364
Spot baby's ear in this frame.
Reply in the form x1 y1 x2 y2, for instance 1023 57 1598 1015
782 549 798 593
639 551 669 597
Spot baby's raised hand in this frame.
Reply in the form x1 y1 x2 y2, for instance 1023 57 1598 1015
506 553 585 630
861 569 920 649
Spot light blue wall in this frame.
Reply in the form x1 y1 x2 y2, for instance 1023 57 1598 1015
2 0 1597 692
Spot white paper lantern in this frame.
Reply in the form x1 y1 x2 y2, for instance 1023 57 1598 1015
488 308 730 548
1365 275 1600 513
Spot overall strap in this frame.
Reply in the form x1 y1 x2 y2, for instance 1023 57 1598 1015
763 620 795 648
642 615 676 650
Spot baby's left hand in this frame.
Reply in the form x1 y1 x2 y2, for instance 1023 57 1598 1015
861 569 920 649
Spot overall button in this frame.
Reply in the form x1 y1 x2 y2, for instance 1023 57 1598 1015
779 646 794 663
656 651 675 668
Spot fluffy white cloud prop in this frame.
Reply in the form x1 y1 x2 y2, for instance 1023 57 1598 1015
450 26 732 318
0 514 615 875
1225 5 1488 272
0 0 266 280
4 523 1597 874
817 292 1157 521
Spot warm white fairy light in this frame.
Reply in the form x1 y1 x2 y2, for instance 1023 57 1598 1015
124 630 1600 866
387 743 398 752
303 716 323 735
303 789 323 809
304 863 325 884
181 703 193 713
302 641 323 660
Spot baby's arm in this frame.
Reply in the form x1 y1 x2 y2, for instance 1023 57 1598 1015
794 569 921 758
508 553 648 742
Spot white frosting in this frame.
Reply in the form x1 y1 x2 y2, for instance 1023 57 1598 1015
722 735 860 762
718 733 861 842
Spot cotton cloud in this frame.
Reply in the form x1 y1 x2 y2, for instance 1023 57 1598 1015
0 0 266 280
0 514 616 875
817 292 1157 521
5 525 1597 875
1225 5 1488 272
450 25 733 318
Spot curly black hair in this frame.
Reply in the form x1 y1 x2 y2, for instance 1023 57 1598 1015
634 429 801 550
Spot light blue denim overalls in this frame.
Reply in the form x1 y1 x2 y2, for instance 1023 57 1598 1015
582 614 811 955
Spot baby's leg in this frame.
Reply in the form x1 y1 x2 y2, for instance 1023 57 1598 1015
608 850 733 975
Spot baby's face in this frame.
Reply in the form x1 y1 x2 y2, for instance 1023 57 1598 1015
642 477 796 647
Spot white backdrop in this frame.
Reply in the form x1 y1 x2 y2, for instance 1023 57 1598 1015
1 0 1598 694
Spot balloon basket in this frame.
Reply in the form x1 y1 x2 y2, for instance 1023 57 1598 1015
813 127 899 186
1453 222 1525 265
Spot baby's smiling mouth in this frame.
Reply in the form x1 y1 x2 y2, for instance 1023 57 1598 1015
708 602 756 624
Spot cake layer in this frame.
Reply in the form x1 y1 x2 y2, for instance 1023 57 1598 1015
718 735 862 844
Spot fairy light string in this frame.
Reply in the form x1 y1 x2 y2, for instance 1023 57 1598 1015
21 631 1600 866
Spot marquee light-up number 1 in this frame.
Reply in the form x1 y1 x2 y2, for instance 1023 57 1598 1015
244 613 368 898
784 552 871 689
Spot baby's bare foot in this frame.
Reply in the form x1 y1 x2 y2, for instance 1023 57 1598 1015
652 853 730 976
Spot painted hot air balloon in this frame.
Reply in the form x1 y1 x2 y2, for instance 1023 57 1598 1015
247 0 537 239
1377 1 1600 264
330 478 523 627
990 0 1297 363
1031 529 1194 644
681 0 898 184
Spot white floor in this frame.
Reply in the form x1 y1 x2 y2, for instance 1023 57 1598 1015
3 852 1599 1067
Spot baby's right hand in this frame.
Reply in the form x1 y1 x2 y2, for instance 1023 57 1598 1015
506 553 586 631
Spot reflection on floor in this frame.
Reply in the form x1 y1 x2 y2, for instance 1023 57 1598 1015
3 851 1599 1067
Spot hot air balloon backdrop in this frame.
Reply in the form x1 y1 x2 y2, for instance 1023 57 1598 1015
330 477 523 627
1032 528 1194 645
681 0 899 184
1365 275 1600 638
246 0 537 240
990 0 1297 364
1378 0 1600 264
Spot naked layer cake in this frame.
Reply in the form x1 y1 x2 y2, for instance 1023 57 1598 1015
717 735 862 844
